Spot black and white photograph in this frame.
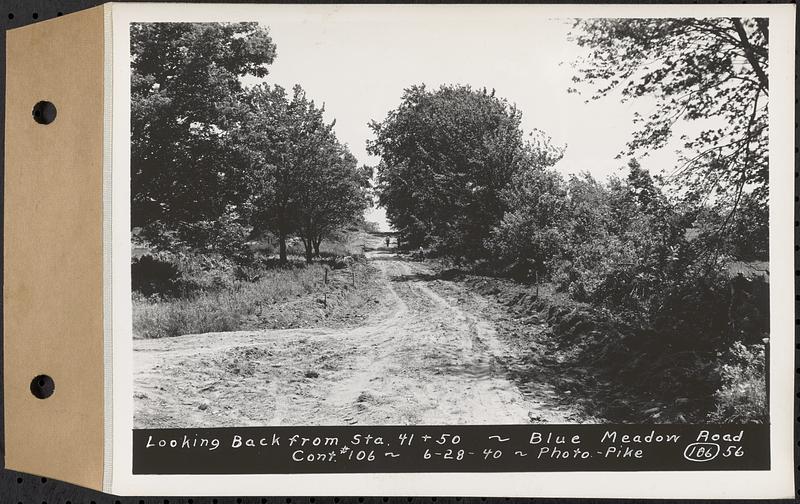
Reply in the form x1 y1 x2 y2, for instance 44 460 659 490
130 10 772 430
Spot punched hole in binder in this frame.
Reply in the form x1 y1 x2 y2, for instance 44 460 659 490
32 101 57 124
30 374 54 399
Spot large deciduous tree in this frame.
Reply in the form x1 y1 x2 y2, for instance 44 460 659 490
286 91 372 263
570 18 768 213
294 142 372 262
131 22 277 247
369 84 559 260
242 85 370 264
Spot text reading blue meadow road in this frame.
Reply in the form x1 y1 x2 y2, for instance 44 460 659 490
132 425 769 473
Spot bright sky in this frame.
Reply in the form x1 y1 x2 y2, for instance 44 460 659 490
250 7 684 230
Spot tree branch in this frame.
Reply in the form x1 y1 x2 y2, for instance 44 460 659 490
755 18 769 44
731 18 769 94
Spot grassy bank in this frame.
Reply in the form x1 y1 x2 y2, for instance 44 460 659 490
132 231 388 339
133 261 386 339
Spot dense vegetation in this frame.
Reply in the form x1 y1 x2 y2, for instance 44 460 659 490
372 18 769 422
130 23 373 337
131 22 371 267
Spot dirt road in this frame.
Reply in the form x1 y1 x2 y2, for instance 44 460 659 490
134 235 588 427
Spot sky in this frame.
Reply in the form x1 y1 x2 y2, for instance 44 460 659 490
248 6 684 230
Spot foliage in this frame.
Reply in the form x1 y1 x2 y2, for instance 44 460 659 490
489 159 688 305
132 25 370 266
241 85 371 263
580 161 693 316
175 208 254 265
709 342 767 423
570 18 769 208
131 22 277 242
370 84 562 260
691 193 769 262
485 167 568 281
131 255 182 297
549 171 634 301
480 153 768 420
131 248 236 299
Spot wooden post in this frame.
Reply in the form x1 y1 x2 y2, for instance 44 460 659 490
535 270 539 298
352 268 356 287
324 268 328 285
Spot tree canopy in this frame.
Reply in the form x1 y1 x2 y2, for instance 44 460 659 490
131 23 369 263
242 84 371 262
369 84 562 259
131 22 277 240
570 18 768 211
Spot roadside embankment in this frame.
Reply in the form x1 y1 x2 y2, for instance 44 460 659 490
443 271 758 423
133 260 389 339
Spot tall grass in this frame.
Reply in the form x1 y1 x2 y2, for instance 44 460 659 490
134 265 326 339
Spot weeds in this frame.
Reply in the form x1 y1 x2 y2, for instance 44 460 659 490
133 265 327 338
132 231 382 339
708 342 768 423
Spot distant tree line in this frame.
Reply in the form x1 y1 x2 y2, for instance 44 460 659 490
131 22 371 265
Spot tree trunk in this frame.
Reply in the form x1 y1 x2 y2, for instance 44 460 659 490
279 233 287 264
299 236 313 264
304 241 313 264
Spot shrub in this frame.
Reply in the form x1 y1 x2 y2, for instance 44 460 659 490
133 250 237 298
131 255 182 297
709 342 767 423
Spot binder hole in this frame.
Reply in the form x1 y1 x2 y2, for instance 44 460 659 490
32 101 57 125
7 13 13 20
30 374 54 399
31 12 38 19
